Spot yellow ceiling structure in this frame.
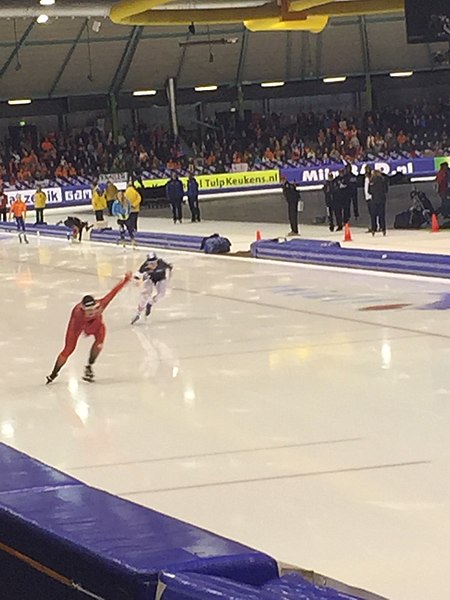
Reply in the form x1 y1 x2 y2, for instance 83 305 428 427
110 0 405 33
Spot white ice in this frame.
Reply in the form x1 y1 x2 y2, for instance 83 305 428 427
1 227 449 600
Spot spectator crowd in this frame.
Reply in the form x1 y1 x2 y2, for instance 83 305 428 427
0 98 449 187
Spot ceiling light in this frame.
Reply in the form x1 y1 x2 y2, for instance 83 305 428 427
323 76 347 83
132 89 157 96
261 81 285 88
389 71 414 78
40 0 55 5
8 99 32 106
195 85 218 92
36 14 49 24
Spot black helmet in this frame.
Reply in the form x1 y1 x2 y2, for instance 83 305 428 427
81 295 96 308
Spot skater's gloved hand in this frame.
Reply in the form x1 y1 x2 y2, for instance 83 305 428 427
124 271 133 282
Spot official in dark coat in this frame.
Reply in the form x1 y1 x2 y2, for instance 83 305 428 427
368 170 389 236
323 174 342 232
282 178 300 236
166 173 184 223
187 174 201 222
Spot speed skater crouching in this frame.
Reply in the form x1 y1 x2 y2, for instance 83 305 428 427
46 272 132 384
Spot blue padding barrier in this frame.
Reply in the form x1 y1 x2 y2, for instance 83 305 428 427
0 444 79 495
0 443 277 600
91 228 205 252
158 571 366 600
251 238 450 278
0 222 72 238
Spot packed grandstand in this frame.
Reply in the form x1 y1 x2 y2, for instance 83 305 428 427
1 100 449 189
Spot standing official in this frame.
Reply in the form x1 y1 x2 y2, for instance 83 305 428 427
187 174 201 222
0 186 7 222
166 173 184 224
323 174 342 232
369 170 389 236
347 164 359 219
125 180 142 232
34 185 47 225
282 178 300 236
91 183 107 223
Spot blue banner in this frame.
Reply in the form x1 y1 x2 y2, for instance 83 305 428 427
62 186 92 204
281 157 436 186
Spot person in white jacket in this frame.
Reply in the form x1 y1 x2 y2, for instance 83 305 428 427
364 164 373 233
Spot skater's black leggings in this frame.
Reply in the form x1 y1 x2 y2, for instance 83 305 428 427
118 218 135 240
15 217 25 232
0 208 7 222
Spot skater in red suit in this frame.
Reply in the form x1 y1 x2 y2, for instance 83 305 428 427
46 272 132 384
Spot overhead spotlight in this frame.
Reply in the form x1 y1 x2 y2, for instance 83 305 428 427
36 14 49 24
261 81 285 88
188 22 196 35
389 71 414 78
40 0 55 4
8 99 32 105
92 20 102 33
323 76 347 83
133 89 157 96
195 85 218 92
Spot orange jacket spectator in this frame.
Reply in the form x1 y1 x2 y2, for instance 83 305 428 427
10 197 27 218
41 138 54 153
55 164 69 178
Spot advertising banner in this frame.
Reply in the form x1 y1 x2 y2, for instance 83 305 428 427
281 157 437 186
62 186 92 204
98 172 128 185
142 169 280 192
5 187 63 207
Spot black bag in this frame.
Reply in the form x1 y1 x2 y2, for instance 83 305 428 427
394 211 412 229
201 234 231 254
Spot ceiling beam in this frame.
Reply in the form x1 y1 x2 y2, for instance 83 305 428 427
286 31 293 81
315 30 323 79
175 33 191 82
109 26 144 95
0 21 35 79
235 28 249 85
48 19 88 98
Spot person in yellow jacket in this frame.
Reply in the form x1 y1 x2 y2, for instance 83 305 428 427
92 183 107 223
105 180 119 216
34 185 47 225
125 181 142 232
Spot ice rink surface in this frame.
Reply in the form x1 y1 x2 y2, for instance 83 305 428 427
1 228 450 600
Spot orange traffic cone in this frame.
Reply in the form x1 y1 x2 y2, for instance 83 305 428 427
343 222 352 242
431 213 440 233
256 230 262 241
